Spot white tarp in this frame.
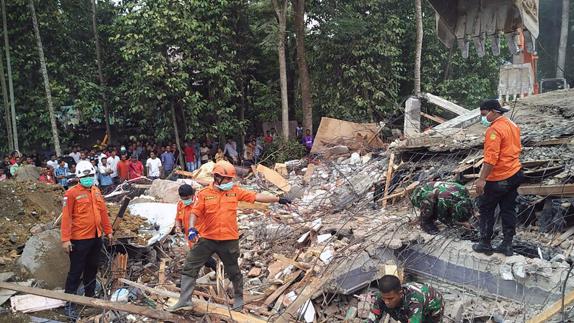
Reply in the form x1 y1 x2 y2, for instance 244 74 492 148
127 202 177 246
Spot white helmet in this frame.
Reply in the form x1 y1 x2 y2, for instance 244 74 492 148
76 160 96 178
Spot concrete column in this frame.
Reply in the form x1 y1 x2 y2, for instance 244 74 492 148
404 97 421 137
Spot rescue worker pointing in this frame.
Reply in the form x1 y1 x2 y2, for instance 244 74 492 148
169 161 291 312
61 161 113 319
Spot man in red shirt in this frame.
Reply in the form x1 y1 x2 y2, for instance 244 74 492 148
184 142 196 172
117 154 130 182
61 161 113 318
128 155 144 179
263 130 273 143
473 99 523 256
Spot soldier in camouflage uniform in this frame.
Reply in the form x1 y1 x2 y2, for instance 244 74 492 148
410 181 474 234
367 275 443 323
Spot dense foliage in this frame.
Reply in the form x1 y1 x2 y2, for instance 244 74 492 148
0 0 570 154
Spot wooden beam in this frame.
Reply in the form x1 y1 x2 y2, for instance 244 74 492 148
421 93 469 116
380 181 420 202
274 271 331 323
117 278 263 321
382 153 396 208
551 226 574 247
420 112 446 124
256 164 292 192
263 270 302 307
518 184 574 196
273 254 311 271
0 282 183 322
530 137 573 147
303 164 315 185
527 289 574 323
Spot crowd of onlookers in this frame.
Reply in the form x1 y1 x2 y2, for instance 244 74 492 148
0 127 314 193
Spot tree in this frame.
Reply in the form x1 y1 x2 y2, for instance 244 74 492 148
91 0 112 143
29 0 61 156
291 0 313 133
557 0 570 78
0 46 13 151
271 0 289 138
1 0 17 151
414 0 422 95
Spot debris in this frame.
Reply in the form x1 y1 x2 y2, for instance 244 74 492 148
311 117 385 154
247 267 262 277
256 164 292 192
10 294 66 313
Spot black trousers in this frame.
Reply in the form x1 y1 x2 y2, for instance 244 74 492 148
478 170 524 242
64 237 101 297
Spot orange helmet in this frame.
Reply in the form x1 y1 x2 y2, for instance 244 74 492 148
212 161 236 178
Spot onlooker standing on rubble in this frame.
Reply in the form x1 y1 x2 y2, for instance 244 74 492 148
128 154 144 179
98 157 113 193
302 129 314 151
107 149 120 184
184 142 196 171
55 159 70 189
410 181 475 234
473 99 523 256
168 161 292 312
146 151 163 179
60 161 113 319
117 154 130 182
161 146 176 176
367 275 444 323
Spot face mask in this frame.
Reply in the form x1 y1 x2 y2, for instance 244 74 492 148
481 111 492 127
79 177 94 187
182 199 193 206
217 182 234 191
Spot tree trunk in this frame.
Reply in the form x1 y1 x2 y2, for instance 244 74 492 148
30 0 61 156
414 0 423 95
556 0 570 79
272 0 289 139
171 101 185 168
91 0 112 144
1 0 17 151
291 0 313 134
0 46 13 151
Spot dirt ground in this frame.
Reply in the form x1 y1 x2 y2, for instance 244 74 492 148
0 181 63 271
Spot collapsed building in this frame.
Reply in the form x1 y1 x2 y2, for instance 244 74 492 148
0 89 573 322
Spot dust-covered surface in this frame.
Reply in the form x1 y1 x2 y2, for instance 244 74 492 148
0 181 63 270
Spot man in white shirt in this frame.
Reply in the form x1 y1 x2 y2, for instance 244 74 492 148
223 139 239 164
146 151 163 179
47 155 59 170
106 150 120 184
68 147 81 164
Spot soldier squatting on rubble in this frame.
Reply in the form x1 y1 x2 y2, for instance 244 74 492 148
367 275 444 323
410 181 475 234
169 161 291 312
60 161 114 319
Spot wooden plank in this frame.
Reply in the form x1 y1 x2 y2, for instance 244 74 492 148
382 153 396 208
118 279 262 318
521 160 559 168
263 270 302 307
0 282 183 322
518 184 574 196
526 289 574 323
420 112 446 124
380 181 420 202
256 164 291 192
531 137 574 147
551 226 574 247
274 272 331 323
303 164 315 185
238 201 269 210
273 254 311 271
421 93 469 116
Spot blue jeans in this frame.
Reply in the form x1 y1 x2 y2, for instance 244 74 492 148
186 162 195 172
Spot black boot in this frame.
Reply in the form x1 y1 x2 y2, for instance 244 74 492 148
64 302 79 321
167 275 196 312
231 275 244 311
493 239 513 256
472 240 493 256
421 222 439 235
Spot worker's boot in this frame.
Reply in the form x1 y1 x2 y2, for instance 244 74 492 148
64 302 79 321
167 275 196 312
493 238 513 256
421 221 439 235
231 276 244 311
472 239 493 256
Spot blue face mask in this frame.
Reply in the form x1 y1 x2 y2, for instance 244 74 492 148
79 177 94 187
481 111 492 127
182 199 193 206
217 182 234 191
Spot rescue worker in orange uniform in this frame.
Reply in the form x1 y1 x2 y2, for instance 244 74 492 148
174 184 216 270
61 161 113 319
169 161 291 312
473 99 523 256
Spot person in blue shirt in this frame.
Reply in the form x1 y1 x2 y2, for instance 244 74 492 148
97 157 113 193
54 159 70 189
161 146 176 176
